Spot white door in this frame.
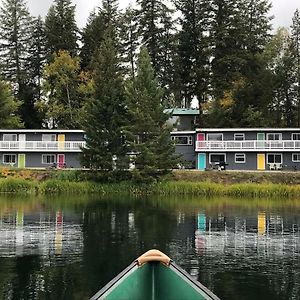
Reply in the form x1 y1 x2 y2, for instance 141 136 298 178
19 134 26 150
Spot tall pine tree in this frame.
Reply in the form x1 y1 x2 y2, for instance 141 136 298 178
125 47 177 182
291 9 300 125
80 0 119 70
175 0 211 113
81 28 128 171
44 0 78 58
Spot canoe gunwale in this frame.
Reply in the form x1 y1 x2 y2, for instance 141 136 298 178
169 262 221 300
90 261 138 300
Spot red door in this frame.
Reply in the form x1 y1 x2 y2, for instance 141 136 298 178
57 154 65 168
197 133 205 141
196 133 205 149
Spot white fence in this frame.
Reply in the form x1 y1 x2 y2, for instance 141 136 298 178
196 140 300 151
0 141 86 152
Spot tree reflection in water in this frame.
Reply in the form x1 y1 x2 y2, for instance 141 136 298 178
0 195 299 300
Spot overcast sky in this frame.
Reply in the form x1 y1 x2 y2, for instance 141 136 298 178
17 0 300 29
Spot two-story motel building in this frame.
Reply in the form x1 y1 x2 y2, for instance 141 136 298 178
0 129 85 168
194 128 300 171
2 127 300 171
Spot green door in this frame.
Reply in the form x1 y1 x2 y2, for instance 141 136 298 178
257 133 265 148
18 154 26 168
198 153 206 170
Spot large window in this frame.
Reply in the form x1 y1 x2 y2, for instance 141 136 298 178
207 133 223 141
42 154 56 164
292 133 300 140
267 133 282 140
267 154 282 164
234 133 245 141
3 154 16 164
42 134 56 141
3 134 17 141
235 154 246 163
209 154 226 164
292 153 300 162
171 136 193 145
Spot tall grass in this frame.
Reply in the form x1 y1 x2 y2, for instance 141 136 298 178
0 178 299 198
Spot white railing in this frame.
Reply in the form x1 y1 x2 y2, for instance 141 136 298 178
0 141 86 152
196 140 300 151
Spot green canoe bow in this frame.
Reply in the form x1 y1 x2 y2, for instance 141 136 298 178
90 250 220 300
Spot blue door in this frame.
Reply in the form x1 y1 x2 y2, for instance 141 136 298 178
198 153 206 170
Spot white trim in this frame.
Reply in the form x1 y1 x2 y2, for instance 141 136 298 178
209 153 227 164
0 129 84 133
292 153 300 162
292 133 300 140
171 135 193 145
3 134 17 141
42 154 57 164
266 153 283 164
196 128 300 132
3 153 16 164
235 153 246 163
171 131 196 135
234 133 245 141
207 133 223 141
266 133 282 140
42 134 56 142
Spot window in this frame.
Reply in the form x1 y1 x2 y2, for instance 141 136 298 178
292 133 300 140
42 154 56 164
209 154 226 164
3 134 17 141
267 154 282 164
234 133 245 141
207 133 223 141
171 136 193 145
42 134 56 141
267 133 282 140
3 154 16 164
235 154 246 163
292 153 300 162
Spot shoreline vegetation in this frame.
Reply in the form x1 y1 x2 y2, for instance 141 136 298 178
1 169 300 198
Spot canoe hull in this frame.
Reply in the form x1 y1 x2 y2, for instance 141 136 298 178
91 261 220 300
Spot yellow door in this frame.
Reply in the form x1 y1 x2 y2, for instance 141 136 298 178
58 134 65 150
257 154 265 170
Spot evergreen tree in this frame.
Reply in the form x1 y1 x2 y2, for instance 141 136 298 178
0 80 23 128
119 6 139 79
39 50 88 129
44 0 78 58
136 0 173 74
125 47 177 182
21 16 46 128
81 28 128 171
80 0 119 70
291 9 300 125
210 0 245 100
0 0 32 88
0 0 35 127
175 0 211 112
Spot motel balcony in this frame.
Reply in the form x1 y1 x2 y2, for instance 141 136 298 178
195 140 300 152
0 141 86 152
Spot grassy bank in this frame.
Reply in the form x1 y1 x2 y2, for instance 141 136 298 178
0 177 300 198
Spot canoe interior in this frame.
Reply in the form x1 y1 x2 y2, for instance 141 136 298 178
96 262 217 300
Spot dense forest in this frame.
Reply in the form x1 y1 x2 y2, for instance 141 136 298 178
0 0 300 130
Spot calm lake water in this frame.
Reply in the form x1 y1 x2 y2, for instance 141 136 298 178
0 195 299 300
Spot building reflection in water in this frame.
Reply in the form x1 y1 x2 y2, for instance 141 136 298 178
0 210 83 260
194 211 300 257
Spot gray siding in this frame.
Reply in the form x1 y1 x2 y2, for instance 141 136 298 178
0 153 81 168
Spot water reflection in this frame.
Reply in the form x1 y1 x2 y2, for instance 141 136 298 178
0 210 83 260
0 196 299 300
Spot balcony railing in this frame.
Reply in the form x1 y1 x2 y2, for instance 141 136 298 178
0 141 86 152
196 140 300 151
